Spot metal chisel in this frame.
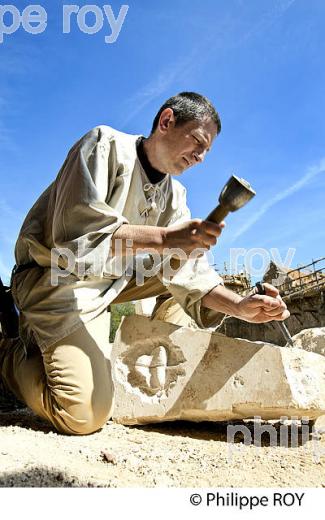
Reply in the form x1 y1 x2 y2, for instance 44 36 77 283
255 281 294 347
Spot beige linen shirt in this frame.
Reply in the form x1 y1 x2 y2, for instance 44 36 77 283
12 126 223 352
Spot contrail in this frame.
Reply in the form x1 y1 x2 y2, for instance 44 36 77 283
237 0 297 45
120 46 207 128
121 0 297 128
231 158 325 241
120 68 180 128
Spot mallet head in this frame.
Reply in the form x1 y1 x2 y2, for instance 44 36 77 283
219 175 256 212
206 174 256 224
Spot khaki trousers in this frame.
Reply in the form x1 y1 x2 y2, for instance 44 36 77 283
1 273 192 435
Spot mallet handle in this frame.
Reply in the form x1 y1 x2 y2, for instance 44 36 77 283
206 204 229 224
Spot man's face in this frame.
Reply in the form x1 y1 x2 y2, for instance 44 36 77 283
155 110 219 175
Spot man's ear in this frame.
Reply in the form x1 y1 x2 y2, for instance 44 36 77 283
158 108 175 134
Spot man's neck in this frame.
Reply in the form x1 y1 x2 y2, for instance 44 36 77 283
142 135 166 175
137 136 166 184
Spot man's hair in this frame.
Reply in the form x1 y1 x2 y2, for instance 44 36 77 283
151 92 221 135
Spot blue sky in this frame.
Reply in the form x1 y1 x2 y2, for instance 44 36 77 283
0 0 324 284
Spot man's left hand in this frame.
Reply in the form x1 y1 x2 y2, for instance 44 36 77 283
236 283 289 323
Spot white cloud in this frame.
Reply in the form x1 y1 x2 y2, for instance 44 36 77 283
0 95 16 150
0 198 24 279
0 198 24 220
0 255 12 282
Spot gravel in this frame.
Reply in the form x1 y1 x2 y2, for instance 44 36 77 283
0 408 324 487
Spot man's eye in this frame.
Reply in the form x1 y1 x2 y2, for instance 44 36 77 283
193 136 201 144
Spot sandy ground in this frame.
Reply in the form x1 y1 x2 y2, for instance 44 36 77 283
0 407 324 488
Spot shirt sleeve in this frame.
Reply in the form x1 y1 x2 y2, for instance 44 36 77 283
52 127 129 279
158 181 225 328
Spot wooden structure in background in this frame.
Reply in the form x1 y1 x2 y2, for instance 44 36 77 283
217 257 325 346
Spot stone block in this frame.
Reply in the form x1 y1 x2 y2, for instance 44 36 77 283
111 315 325 425
292 327 325 357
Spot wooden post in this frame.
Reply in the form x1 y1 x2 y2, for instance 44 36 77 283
312 258 318 289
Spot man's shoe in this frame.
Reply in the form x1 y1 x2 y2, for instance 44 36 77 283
0 276 19 339
0 334 27 413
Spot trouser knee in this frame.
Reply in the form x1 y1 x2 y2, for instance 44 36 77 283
44 372 115 436
53 394 114 436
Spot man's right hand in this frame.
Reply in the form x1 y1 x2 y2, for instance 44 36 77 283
162 219 225 254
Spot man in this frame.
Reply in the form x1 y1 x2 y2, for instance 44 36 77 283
0 92 289 435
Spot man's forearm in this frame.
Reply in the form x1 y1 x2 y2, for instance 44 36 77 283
111 224 166 255
202 284 243 317
111 219 224 257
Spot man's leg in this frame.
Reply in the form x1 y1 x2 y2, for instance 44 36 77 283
151 294 196 327
113 271 195 327
0 269 191 433
0 310 113 435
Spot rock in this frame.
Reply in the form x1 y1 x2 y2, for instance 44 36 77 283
100 450 117 465
314 415 325 432
291 327 325 356
111 315 325 425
